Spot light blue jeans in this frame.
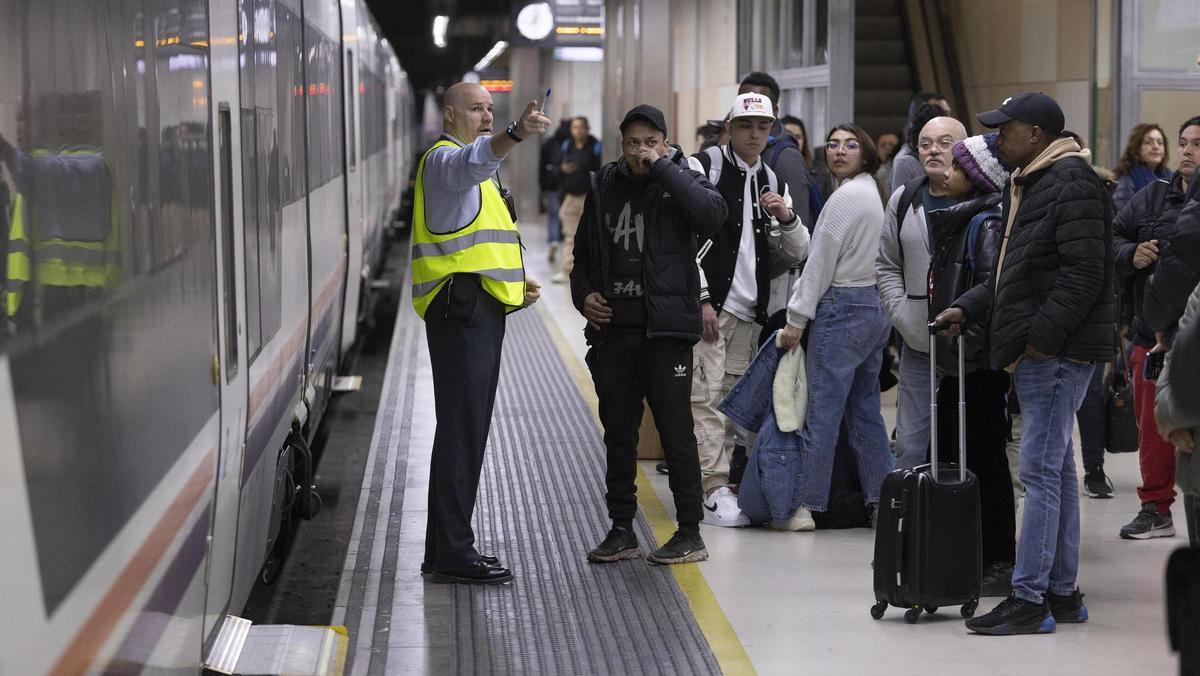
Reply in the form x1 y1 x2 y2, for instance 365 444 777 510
1011 356 1096 603
894 345 933 469
545 190 562 243
797 287 894 511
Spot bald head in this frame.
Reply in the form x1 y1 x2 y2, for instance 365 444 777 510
919 116 967 181
443 82 494 143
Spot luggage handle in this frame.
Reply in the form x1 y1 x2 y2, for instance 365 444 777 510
927 325 967 484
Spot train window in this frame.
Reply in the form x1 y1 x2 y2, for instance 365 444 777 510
276 2 307 204
219 104 239 382
347 49 357 171
305 20 344 189
241 109 263 359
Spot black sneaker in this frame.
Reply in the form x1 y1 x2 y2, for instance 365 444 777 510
587 526 640 563
1046 588 1088 623
1083 466 1114 499
981 561 1014 597
1119 503 1176 540
647 529 708 565
965 595 1056 635
655 461 670 475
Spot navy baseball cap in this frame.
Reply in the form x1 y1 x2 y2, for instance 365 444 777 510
977 92 1065 137
620 104 668 136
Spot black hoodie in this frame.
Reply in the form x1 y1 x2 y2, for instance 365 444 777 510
570 146 727 344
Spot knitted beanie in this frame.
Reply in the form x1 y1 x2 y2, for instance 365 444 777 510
951 133 1011 193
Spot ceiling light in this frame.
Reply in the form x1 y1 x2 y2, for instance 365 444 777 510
432 15 448 48
474 40 508 72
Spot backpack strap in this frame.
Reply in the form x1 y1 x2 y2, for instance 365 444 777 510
894 176 927 274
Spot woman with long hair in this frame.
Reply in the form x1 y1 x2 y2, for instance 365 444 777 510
777 124 894 525
1112 122 1171 212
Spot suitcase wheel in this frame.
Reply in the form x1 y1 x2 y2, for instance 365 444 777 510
870 601 887 620
961 599 978 618
904 607 922 624
923 605 938 615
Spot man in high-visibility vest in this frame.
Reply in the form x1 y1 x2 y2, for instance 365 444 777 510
412 82 548 585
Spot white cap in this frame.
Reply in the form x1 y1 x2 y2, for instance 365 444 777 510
729 92 775 121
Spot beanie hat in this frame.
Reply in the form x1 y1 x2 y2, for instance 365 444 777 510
951 133 1011 193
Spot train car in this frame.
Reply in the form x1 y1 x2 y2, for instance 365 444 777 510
0 0 413 672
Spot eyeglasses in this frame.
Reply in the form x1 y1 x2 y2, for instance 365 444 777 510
918 137 956 152
826 140 860 152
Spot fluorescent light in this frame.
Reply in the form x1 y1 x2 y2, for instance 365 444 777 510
554 46 603 62
432 15 448 48
474 40 508 71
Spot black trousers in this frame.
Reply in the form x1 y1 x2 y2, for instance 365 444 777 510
586 332 704 529
423 278 506 569
1075 362 1106 469
935 368 1016 567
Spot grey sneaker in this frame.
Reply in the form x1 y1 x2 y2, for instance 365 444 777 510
647 529 708 565
1119 503 1175 540
587 526 640 563
1083 466 1114 499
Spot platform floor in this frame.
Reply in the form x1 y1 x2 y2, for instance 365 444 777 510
321 220 1179 675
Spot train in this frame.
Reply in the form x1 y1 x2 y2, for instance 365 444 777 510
0 0 415 672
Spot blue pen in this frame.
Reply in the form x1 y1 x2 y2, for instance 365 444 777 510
542 88 552 114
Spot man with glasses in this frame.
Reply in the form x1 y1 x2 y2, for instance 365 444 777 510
570 105 727 565
876 116 967 471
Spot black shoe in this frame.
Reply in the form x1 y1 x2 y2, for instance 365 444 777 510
655 461 670 475
587 526 640 563
430 560 513 585
965 595 1056 635
647 529 708 565
1119 503 1176 540
1083 466 1114 499
1046 588 1088 624
980 562 1014 598
421 554 500 575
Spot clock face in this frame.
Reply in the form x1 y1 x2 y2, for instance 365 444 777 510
516 2 554 41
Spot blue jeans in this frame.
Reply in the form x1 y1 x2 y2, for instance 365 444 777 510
545 190 562 243
797 287 894 511
1011 357 1096 603
894 345 933 469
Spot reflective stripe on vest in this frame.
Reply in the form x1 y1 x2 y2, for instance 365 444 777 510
411 138 525 318
6 192 29 316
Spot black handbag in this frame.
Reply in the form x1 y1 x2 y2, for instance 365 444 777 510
1105 331 1140 454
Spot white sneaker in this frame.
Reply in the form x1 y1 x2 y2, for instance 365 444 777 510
703 486 750 527
550 271 566 284
768 507 815 532
548 241 559 264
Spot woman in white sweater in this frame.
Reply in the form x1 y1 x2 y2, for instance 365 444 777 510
778 124 894 522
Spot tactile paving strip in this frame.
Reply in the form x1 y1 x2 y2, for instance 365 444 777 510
448 311 720 675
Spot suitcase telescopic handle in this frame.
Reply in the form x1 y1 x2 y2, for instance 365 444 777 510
927 324 968 484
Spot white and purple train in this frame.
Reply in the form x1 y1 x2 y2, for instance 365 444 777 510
0 0 414 671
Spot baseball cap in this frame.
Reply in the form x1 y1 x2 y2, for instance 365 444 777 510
620 104 668 136
976 92 1065 137
729 92 775 121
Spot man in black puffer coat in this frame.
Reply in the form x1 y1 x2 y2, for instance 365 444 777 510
935 93 1113 636
1145 178 1200 335
571 104 727 567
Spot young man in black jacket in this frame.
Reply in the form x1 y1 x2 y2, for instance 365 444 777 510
1112 116 1200 540
935 92 1114 635
570 105 727 565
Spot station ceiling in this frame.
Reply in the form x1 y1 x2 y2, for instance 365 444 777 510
366 0 514 93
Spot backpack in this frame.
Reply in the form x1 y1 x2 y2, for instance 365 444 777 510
893 176 928 272
693 145 780 197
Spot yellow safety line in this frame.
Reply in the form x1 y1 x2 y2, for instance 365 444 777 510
322 625 350 676
536 304 756 676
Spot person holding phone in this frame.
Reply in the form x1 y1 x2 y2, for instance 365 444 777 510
932 93 1114 635
410 82 548 584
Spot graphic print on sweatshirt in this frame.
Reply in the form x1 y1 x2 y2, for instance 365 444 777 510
607 199 646 298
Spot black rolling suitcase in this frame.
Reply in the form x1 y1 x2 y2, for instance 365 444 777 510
1167 546 1200 673
870 329 981 623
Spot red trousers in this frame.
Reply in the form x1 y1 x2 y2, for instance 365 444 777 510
1131 344 1176 512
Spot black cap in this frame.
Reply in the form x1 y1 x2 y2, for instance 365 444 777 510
620 104 668 136
977 92 1065 137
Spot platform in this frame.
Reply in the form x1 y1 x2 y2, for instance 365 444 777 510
318 221 1178 675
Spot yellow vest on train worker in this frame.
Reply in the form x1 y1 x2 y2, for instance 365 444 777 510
410 138 525 319
5 148 120 318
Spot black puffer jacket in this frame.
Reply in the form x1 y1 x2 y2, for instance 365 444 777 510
929 193 1003 374
955 139 1114 368
570 147 727 344
1112 172 1189 347
1144 178 1200 333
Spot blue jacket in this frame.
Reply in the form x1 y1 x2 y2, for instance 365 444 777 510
719 335 804 522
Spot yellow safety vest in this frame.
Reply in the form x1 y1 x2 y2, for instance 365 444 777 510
411 138 525 319
6 192 30 317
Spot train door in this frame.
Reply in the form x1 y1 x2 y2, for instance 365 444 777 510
202 0 250 645
340 2 366 354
